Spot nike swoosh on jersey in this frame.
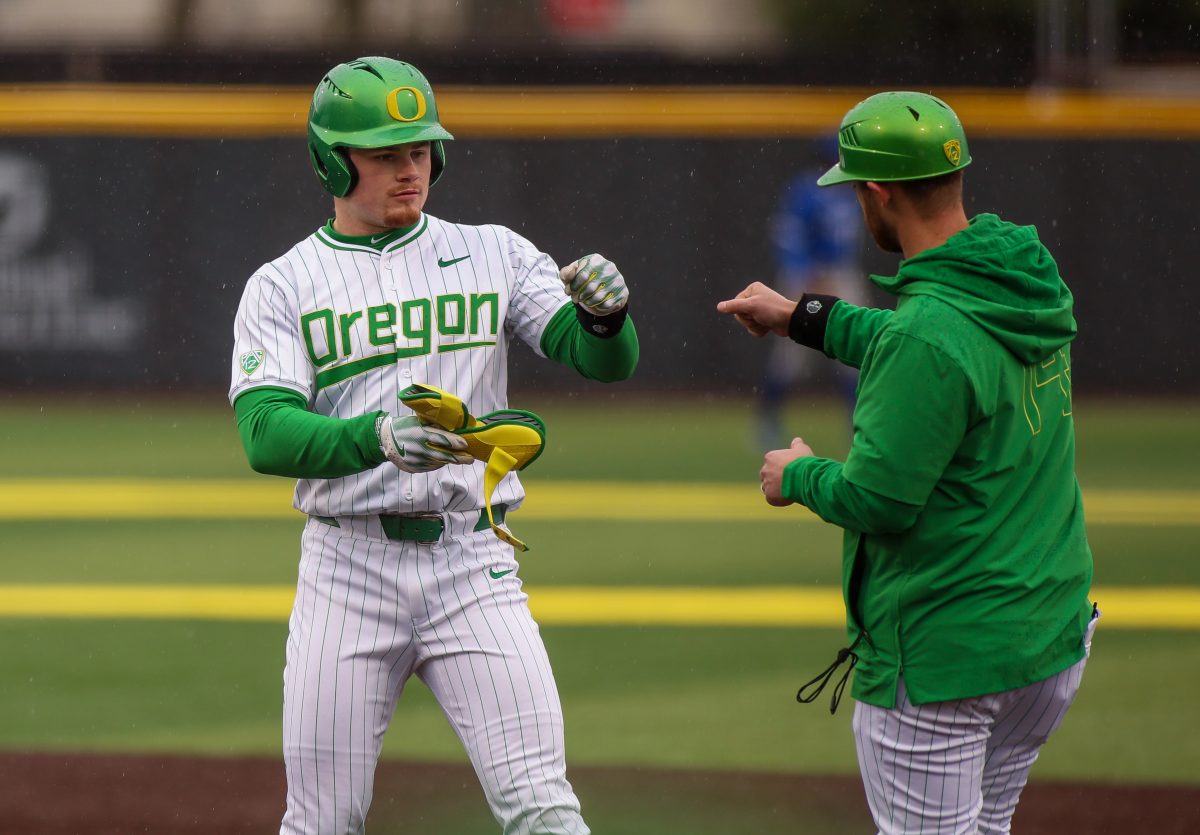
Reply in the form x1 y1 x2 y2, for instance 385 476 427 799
371 234 390 244
488 567 514 579
438 255 471 268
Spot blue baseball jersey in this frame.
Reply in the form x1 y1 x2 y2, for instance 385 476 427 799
770 172 863 276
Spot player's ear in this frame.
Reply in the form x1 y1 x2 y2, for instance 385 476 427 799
864 181 890 205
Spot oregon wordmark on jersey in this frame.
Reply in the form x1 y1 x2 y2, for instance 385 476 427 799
230 213 570 518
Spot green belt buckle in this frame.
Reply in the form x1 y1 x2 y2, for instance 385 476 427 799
380 513 444 544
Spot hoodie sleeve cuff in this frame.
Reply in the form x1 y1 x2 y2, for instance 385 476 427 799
781 456 816 504
787 293 841 351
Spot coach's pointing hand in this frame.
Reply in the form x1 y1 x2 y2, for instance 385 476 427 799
378 415 473 473
561 253 629 315
717 282 797 337
760 437 815 507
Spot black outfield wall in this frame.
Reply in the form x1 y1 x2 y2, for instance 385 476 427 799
0 135 1193 395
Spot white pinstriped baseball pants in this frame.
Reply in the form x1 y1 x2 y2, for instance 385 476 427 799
853 614 1098 835
280 513 588 835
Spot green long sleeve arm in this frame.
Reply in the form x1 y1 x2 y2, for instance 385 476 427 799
782 327 970 534
233 386 387 478
788 295 894 370
539 302 639 382
782 456 923 535
823 302 894 369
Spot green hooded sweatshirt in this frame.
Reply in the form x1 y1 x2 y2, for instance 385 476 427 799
783 213 1094 708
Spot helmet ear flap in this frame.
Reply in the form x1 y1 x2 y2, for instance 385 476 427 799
430 140 447 186
330 147 357 197
308 142 357 198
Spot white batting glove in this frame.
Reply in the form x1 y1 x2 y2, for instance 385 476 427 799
560 253 629 316
377 415 472 473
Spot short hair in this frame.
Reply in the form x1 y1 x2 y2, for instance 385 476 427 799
894 170 964 215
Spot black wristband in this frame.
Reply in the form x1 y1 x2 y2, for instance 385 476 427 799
787 293 841 351
574 302 628 339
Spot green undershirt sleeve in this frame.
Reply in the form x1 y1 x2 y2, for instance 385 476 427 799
233 386 388 479
539 303 639 382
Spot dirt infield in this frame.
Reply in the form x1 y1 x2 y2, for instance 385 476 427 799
2 752 1197 834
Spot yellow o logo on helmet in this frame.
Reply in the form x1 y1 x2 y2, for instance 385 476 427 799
386 86 428 122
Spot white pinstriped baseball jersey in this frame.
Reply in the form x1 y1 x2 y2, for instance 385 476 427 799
229 213 571 516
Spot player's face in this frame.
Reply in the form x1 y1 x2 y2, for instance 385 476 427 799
338 142 433 234
854 182 902 254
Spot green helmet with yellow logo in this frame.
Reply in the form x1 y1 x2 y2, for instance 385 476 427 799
307 57 454 197
817 91 971 187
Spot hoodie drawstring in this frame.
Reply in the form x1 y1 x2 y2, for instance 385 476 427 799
796 632 864 715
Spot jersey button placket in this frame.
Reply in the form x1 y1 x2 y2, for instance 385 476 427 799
380 255 395 290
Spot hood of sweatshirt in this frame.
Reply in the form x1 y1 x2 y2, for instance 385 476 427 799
870 213 1077 363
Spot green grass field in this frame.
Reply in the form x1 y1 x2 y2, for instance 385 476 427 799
1 395 1198 830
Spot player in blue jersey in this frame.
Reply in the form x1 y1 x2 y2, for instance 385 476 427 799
758 145 866 447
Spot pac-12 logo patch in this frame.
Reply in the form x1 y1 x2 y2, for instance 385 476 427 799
943 139 962 166
240 350 265 375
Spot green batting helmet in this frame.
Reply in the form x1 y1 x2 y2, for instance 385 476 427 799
307 57 454 198
817 91 971 187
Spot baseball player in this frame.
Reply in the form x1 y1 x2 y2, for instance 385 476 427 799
758 146 866 447
718 92 1097 834
228 57 637 835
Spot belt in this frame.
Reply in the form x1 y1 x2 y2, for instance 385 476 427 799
312 505 507 545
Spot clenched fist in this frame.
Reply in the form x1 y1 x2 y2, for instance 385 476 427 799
560 253 629 316
760 437 815 506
